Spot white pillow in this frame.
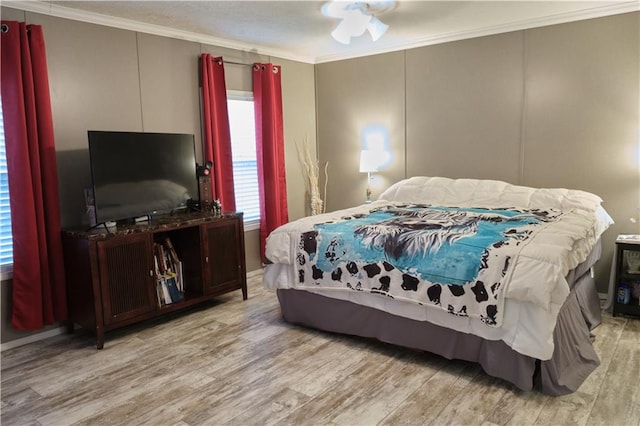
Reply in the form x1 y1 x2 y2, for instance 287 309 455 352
379 176 603 212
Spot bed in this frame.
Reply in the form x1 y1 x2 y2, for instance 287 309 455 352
263 176 613 395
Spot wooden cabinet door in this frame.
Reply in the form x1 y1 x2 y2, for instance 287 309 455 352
201 217 246 295
97 233 157 325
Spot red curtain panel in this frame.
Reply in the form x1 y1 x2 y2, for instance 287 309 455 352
200 54 236 211
0 21 67 330
253 63 289 260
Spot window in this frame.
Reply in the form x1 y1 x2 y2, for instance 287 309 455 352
0 96 13 273
227 91 260 228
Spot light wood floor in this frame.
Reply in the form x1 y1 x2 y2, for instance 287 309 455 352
2 271 639 426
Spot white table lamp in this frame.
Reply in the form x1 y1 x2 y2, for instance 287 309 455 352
359 149 383 203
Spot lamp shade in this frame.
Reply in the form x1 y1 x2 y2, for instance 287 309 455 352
359 150 382 173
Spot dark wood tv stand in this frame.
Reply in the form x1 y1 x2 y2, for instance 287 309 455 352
62 211 247 349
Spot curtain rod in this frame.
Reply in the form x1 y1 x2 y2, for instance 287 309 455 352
222 60 253 67
202 56 271 68
1 24 33 33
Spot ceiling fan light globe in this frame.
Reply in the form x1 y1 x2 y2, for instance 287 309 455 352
321 1 347 19
367 17 388 41
348 9 373 36
323 1 389 44
331 24 353 44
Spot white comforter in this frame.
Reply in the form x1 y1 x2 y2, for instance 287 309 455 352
263 177 613 360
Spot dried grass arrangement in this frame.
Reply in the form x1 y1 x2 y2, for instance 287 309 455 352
296 138 328 216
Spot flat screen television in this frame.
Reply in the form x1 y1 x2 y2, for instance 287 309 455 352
88 131 198 224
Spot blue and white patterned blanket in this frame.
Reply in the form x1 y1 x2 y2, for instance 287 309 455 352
295 204 561 327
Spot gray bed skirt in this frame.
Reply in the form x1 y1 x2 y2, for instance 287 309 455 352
276 270 601 395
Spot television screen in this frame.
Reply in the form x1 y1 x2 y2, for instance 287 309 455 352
88 131 198 224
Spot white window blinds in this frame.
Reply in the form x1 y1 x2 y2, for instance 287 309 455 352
0 97 13 269
227 92 260 225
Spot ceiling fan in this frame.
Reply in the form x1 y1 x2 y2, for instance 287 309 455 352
321 1 395 45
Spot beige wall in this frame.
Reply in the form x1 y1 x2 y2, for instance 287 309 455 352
406 32 525 182
279 58 319 220
316 51 406 210
522 16 640 286
316 12 640 292
0 7 317 344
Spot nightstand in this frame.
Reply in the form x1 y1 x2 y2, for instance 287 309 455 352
612 235 640 317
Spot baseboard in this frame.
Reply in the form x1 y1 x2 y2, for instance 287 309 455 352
0 326 67 352
247 268 263 279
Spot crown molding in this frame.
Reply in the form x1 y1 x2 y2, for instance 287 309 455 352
4 0 638 65
2 0 316 64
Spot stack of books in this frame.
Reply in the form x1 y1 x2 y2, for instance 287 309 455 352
154 237 185 307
